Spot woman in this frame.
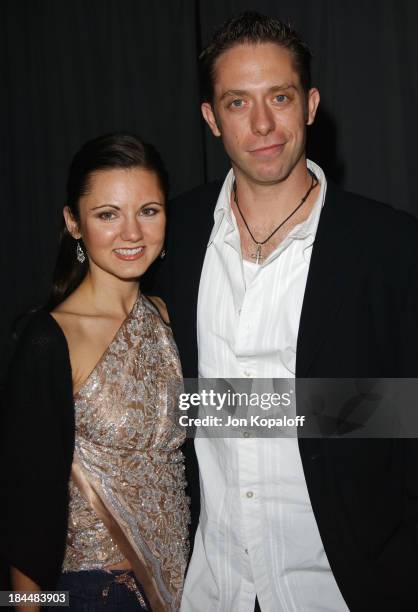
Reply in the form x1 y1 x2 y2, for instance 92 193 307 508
1 133 189 611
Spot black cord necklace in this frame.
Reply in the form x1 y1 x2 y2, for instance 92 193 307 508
233 170 318 264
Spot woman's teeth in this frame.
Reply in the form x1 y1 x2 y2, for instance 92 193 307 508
114 247 144 255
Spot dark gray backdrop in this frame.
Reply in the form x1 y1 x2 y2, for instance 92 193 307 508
1 0 417 376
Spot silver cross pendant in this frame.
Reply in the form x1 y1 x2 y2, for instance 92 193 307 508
251 244 264 265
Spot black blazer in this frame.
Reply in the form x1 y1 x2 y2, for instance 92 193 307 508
153 178 418 610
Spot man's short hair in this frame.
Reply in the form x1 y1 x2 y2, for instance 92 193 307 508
199 11 313 104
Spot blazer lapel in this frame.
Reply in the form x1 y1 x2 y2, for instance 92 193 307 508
169 181 222 377
296 182 362 377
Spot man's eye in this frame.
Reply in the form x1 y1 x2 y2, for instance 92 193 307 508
275 94 287 103
99 211 116 220
230 99 244 108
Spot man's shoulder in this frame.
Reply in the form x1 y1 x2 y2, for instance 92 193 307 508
169 179 223 213
327 181 418 242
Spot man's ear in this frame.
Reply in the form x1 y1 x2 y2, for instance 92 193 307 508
306 87 320 125
201 102 222 137
63 206 81 239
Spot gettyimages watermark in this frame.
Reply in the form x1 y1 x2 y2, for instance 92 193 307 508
163 378 418 438
177 382 304 433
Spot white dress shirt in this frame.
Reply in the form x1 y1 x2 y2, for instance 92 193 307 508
180 160 348 612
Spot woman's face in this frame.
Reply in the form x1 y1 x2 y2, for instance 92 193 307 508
64 167 166 282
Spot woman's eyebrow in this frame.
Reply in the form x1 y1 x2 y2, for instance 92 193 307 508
90 204 121 211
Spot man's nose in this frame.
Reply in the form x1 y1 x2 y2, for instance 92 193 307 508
120 216 144 242
251 102 275 136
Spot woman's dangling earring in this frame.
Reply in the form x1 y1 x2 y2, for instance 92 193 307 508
76 241 86 263
160 249 166 259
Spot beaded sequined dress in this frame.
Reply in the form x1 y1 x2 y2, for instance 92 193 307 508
62 294 189 611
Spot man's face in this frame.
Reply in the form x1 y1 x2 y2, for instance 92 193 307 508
202 42 320 185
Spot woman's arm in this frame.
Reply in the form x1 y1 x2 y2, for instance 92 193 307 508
10 566 40 612
0 312 74 593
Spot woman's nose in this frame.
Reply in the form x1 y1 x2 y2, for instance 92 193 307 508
120 217 144 242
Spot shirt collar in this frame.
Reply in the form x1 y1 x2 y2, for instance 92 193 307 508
291 159 327 240
207 169 235 246
207 159 327 247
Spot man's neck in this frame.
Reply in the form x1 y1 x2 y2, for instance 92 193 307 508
230 159 320 261
231 160 314 225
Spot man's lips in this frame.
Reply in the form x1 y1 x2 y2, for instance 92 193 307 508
249 143 285 157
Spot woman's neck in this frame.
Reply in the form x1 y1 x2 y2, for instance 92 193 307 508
76 272 140 318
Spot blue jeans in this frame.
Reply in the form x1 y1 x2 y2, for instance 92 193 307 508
47 569 151 611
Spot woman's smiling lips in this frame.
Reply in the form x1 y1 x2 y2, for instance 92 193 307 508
113 246 145 261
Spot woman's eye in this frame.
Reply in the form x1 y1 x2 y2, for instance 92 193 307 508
99 211 116 220
141 207 158 216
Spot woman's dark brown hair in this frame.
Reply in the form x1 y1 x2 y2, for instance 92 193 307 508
47 132 168 309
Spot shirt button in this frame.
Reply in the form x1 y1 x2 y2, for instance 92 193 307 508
245 548 249 555
243 431 250 438
244 371 251 377
246 491 254 499
238 309 242 315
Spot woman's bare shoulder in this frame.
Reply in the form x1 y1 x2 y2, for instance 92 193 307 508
146 295 170 324
50 291 90 337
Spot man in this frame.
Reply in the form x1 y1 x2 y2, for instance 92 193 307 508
155 11 418 612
